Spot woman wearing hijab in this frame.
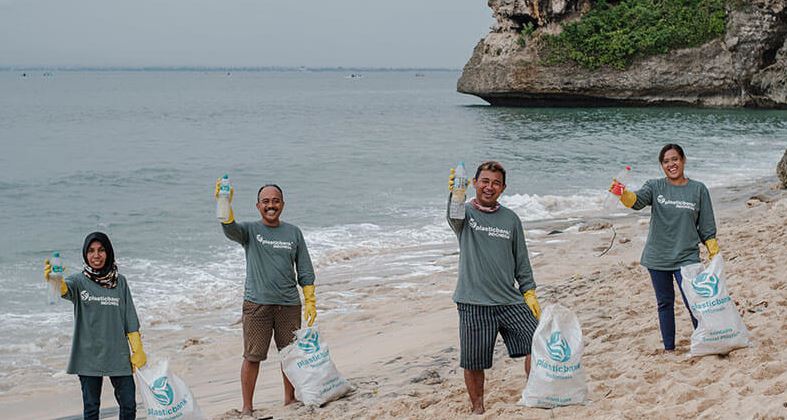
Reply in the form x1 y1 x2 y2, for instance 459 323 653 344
44 232 147 420
610 144 719 352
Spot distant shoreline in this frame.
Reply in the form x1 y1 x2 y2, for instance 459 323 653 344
1 66 460 73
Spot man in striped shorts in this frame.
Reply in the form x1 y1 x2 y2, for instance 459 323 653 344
447 161 541 414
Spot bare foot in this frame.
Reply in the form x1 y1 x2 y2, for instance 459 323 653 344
471 404 485 415
239 408 254 418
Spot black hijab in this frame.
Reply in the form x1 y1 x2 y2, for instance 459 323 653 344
81 231 118 288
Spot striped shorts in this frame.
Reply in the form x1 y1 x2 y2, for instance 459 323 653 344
457 303 539 370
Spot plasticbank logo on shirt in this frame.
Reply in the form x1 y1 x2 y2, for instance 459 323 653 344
256 234 293 250
79 290 120 306
467 217 511 240
656 194 696 211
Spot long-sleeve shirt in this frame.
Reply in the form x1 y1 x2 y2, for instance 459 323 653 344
222 220 315 305
631 178 717 271
447 195 536 305
63 273 140 376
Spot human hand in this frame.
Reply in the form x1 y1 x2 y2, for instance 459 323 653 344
303 285 317 327
44 259 52 282
127 332 147 371
214 178 234 202
608 180 625 196
523 289 541 320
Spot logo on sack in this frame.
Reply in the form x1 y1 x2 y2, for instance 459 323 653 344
150 376 174 406
691 272 719 298
546 332 571 362
297 329 320 354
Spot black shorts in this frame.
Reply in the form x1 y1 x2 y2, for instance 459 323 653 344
457 303 538 370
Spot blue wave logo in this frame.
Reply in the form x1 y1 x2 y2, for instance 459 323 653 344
691 273 719 298
297 329 320 354
546 332 571 362
150 376 174 406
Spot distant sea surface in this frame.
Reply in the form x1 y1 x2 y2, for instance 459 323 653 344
0 70 785 386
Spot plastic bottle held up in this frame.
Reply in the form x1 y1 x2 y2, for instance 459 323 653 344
216 174 232 222
604 165 632 210
449 161 468 220
48 252 64 304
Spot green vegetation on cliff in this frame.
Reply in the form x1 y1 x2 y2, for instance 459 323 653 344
539 0 727 70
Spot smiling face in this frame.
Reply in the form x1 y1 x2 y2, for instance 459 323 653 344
473 169 506 207
256 186 284 226
660 149 686 183
86 241 107 270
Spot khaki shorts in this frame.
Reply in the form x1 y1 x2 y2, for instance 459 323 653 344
242 301 301 362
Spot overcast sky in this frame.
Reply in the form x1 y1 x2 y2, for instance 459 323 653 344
0 0 493 68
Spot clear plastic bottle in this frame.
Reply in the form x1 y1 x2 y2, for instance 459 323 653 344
604 165 632 210
216 174 232 222
48 252 64 304
449 162 468 220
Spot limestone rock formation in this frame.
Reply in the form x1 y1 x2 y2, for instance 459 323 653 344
458 0 787 108
778 149 787 188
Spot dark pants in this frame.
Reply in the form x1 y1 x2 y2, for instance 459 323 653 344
78 375 136 420
648 269 699 350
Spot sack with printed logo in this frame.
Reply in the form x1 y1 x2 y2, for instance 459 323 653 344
135 359 206 420
519 304 588 408
681 255 750 357
280 325 352 406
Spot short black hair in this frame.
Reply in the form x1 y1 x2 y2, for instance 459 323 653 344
257 184 284 202
659 144 685 163
474 161 506 185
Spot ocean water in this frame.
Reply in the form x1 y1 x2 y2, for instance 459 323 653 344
1 70 786 385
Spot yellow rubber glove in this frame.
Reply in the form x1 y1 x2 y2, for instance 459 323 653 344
523 289 541 320
44 259 68 296
609 180 637 208
302 285 317 327
214 177 235 224
127 331 147 371
705 238 720 260
448 168 470 192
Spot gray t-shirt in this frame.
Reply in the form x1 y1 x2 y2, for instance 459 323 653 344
447 195 536 305
632 178 717 271
222 220 315 305
62 273 140 376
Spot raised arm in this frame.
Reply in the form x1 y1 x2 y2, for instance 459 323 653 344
611 179 653 210
215 178 249 244
446 168 467 234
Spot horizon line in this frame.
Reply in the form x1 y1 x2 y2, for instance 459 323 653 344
2 65 461 72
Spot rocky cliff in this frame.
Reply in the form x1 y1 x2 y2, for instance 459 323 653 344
458 0 787 108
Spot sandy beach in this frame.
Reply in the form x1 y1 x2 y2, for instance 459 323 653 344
2 178 785 420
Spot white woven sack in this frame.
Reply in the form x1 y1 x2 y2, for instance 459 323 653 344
135 359 205 420
680 255 750 356
519 304 588 408
280 325 352 406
